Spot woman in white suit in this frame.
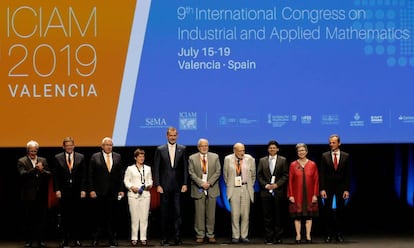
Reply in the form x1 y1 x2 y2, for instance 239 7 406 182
124 148 153 246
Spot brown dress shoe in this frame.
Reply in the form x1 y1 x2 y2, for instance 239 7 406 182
195 238 204 243
208 237 217 243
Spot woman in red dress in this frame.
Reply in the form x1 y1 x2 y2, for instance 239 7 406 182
288 143 319 244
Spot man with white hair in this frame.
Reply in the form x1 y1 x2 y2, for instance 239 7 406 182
188 138 221 244
89 137 125 247
17 140 51 248
223 142 256 244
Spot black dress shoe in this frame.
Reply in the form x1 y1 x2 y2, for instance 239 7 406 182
240 238 250 243
38 241 47 248
160 239 169 246
24 241 32 247
273 239 283 244
264 239 273 245
91 240 98 247
109 240 118 247
58 240 67 248
325 236 332 243
174 239 183 245
336 234 344 243
306 239 312 244
295 239 301 244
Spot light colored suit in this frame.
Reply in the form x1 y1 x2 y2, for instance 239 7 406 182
223 153 256 240
124 164 153 241
188 152 221 238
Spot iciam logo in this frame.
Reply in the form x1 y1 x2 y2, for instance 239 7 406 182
179 112 197 130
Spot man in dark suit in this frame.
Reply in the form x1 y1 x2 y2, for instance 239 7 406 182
53 137 87 247
257 140 289 244
319 134 351 243
88 137 125 247
153 127 188 246
17 140 51 248
188 138 221 244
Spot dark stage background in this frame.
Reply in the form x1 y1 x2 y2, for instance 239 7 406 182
1 143 413 242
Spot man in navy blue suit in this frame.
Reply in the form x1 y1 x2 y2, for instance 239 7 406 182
153 127 188 246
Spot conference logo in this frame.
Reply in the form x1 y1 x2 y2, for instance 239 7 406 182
142 117 168 128
398 115 414 123
370 115 383 124
349 112 364 127
179 112 197 130
321 114 339 125
301 115 312 124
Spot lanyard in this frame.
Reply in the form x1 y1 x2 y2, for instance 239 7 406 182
136 165 145 185
235 158 242 176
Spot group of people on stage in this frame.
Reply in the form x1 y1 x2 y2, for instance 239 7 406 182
17 126 351 247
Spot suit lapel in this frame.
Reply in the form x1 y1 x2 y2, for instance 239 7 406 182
206 153 213 176
63 154 71 172
163 146 172 168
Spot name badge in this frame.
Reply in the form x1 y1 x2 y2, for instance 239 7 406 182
235 176 242 187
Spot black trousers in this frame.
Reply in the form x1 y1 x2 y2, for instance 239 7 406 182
91 196 119 242
160 191 182 241
261 194 284 241
320 194 346 236
59 192 84 241
22 198 48 243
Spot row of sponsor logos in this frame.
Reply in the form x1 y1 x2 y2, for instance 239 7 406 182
139 112 414 130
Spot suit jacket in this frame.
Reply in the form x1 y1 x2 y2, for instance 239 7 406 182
319 151 351 196
53 152 87 196
188 152 221 199
88 151 124 198
223 154 256 203
17 155 51 201
257 155 288 198
153 143 188 192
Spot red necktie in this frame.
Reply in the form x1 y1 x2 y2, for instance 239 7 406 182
333 152 338 170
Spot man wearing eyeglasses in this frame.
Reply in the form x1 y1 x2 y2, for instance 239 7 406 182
223 142 256 244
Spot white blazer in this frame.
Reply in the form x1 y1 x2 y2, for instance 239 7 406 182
124 164 153 199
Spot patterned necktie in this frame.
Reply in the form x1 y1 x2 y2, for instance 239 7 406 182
202 155 207 174
67 153 72 171
333 152 338 170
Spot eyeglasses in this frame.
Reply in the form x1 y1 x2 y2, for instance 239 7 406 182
29 150 38 153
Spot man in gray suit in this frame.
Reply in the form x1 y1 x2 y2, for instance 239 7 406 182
188 138 221 244
223 142 256 243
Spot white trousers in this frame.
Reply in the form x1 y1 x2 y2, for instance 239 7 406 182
128 196 150 241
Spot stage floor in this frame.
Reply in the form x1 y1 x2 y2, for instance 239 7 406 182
1 235 414 248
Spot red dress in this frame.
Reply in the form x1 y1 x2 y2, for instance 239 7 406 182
288 160 319 217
